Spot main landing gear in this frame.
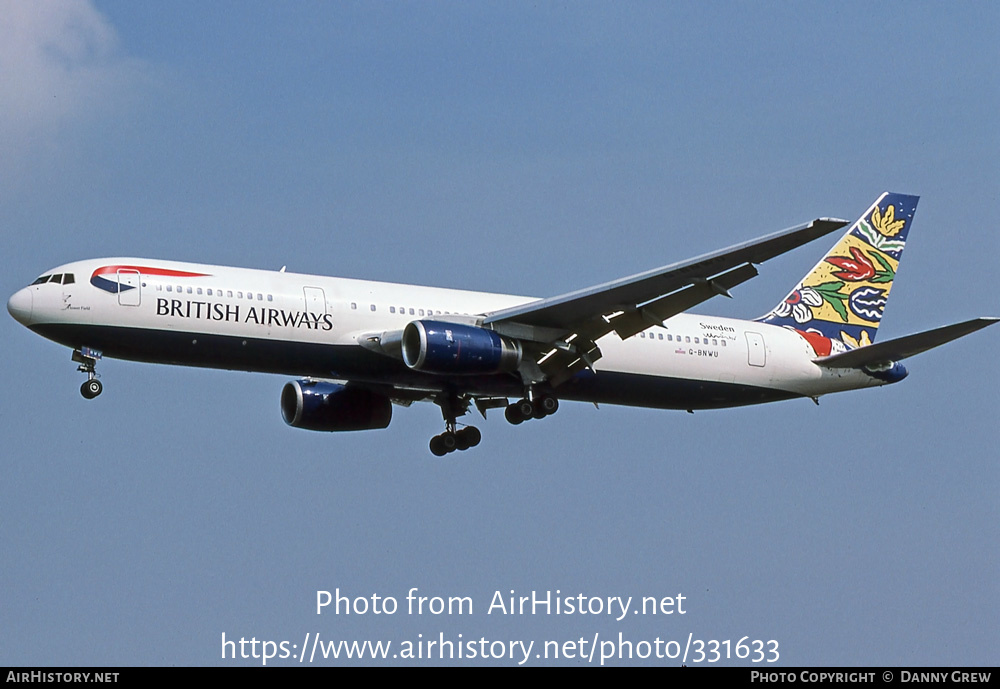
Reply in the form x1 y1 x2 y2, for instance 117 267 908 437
430 392 483 456
429 426 482 456
73 347 103 399
504 394 558 425
427 390 559 456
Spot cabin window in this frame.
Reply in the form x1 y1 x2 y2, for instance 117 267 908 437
370 304 376 312
409 308 415 315
351 302 357 310
267 295 273 302
390 306 396 314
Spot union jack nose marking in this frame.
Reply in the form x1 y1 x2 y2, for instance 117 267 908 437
90 265 210 293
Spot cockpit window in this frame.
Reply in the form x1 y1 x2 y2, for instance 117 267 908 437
29 273 75 286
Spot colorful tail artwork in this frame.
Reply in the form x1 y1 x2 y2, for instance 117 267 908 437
758 192 920 357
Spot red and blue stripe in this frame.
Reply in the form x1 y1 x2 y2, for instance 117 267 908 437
90 265 211 294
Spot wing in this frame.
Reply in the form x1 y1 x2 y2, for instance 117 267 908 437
482 218 847 384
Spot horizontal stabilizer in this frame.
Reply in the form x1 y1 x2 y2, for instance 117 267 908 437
814 317 999 369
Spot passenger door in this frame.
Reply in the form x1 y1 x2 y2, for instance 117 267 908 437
117 269 141 306
745 331 766 367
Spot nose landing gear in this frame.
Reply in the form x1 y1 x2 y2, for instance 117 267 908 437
81 378 103 399
73 347 103 399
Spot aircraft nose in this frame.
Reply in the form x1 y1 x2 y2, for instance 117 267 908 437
7 287 33 326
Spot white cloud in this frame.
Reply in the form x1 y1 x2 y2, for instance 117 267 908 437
0 0 144 150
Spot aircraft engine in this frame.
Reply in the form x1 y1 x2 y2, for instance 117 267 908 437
401 320 522 374
280 380 391 431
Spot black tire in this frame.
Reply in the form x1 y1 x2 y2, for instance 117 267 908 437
440 431 458 453
505 404 524 425
539 396 559 415
516 399 534 419
81 379 102 399
460 426 482 448
429 435 448 456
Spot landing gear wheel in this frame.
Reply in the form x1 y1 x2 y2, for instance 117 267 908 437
430 427 481 455
539 395 559 415
516 399 535 419
430 394 483 455
456 426 481 450
81 379 103 399
429 435 448 456
73 348 104 400
439 431 458 453
505 404 525 425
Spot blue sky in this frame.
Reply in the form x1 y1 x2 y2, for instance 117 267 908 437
1 1 997 666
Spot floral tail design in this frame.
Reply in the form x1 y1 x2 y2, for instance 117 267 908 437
756 192 920 356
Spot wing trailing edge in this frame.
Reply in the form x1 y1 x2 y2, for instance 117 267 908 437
484 217 848 332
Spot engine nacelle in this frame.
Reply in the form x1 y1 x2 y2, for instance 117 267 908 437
280 380 391 431
401 320 522 374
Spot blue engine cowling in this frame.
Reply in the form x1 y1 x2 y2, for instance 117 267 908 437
401 320 522 374
281 380 392 431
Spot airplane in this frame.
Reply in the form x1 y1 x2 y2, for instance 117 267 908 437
7 192 996 455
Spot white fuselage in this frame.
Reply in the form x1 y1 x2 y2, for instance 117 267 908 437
8 257 885 411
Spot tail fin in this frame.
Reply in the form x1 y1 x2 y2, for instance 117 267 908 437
758 192 919 354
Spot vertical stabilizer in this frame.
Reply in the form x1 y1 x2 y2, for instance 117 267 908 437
758 192 919 356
